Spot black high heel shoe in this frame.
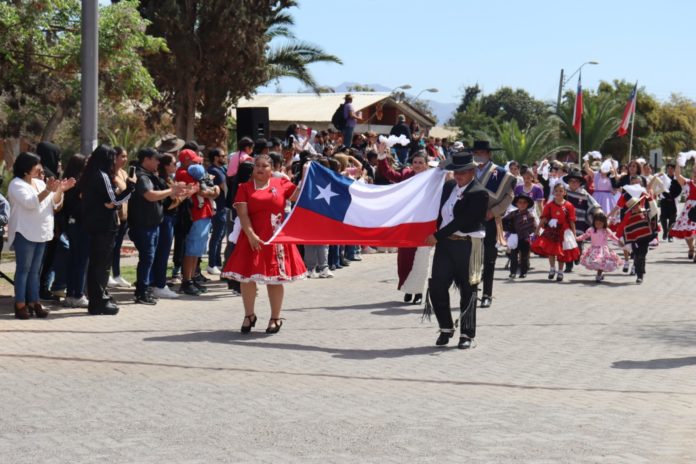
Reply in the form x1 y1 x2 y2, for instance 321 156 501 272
403 293 412 303
412 294 423 305
266 318 284 334
241 314 257 334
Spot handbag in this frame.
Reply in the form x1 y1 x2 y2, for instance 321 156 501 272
562 228 578 250
507 233 519 250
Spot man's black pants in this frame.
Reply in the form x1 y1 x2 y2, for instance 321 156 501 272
429 239 478 339
482 219 497 297
660 200 677 239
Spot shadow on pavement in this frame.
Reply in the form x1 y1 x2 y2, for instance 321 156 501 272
143 331 443 359
612 356 696 369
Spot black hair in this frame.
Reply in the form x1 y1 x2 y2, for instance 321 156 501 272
270 137 282 147
114 146 126 157
207 148 223 164
80 144 116 192
237 137 254 151
592 210 608 230
366 150 378 161
13 152 41 178
269 152 283 168
182 141 202 152
284 124 298 142
666 162 676 169
409 150 427 164
137 147 159 163
520 164 530 176
62 153 87 181
630 175 646 187
158 154 176 179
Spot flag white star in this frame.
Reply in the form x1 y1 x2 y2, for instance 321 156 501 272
315 183 339 205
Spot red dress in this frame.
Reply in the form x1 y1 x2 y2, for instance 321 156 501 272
531 200 580 262
222 178 307 284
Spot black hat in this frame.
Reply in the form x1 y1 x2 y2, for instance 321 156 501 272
563 168 586 185
156 134 186 154
470 140 502 152
443 151 478 172
512 192 534 208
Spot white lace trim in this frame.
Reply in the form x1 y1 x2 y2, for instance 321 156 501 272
221 272 307 285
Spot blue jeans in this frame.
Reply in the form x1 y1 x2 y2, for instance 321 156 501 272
343 126 355 148
65 223 90 298
112 221 128 277
13 233 46 304
395 146 409 165
345 245 356 260
151 214 176 289
129 225 160 294
207 208 227 268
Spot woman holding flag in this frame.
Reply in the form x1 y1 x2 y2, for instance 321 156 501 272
222 155 307 334
377 146 435 305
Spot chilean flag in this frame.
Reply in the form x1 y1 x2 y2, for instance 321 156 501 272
267 162 446 246
618 83 638 137
572 73 583 134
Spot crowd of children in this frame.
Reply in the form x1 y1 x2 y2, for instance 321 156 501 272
501 155 696 285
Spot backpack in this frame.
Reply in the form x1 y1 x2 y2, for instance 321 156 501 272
331 103 346 130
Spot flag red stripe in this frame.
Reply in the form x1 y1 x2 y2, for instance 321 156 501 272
270 207 437 246
617 98 636 137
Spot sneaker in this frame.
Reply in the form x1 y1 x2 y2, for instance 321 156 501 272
107 276 118 287
194 273 211 283
347 256 362 262
361 247 377 254
180 281 201 296
206 266 221 275
556 272 564 282
340 258 351 266
318 268 334 278
622 262 630 273
329 265 337 271
151 286 180 299
134 293 157 305
547 269 556 280
192 280 208 293
629 265 636 276
112 276 132 288
69 295 90 308
307 271 318 279
636 276 643 284
169 275 182 285
230 289 241 296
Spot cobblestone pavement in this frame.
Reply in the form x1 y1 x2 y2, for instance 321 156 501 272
1 242 695 463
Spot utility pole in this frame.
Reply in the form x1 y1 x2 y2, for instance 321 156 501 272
80 0 99 156
556 68 564 112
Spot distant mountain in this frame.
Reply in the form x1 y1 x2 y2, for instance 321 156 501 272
331 82 457 124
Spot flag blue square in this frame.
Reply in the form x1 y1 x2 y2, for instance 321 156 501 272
297 162 353 222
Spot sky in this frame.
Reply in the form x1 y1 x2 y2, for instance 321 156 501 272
260 0 696 105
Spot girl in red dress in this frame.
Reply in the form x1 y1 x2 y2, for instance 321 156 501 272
222 155 307 334
531 183 579 282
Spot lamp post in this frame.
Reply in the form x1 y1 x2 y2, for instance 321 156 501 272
81 0 99 156
415 88 439 100
556 61 598 111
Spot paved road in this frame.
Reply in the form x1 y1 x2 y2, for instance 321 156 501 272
1 242 695 463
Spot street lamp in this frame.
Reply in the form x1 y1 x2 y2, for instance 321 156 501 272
390 84 412 93
556 61 598 111
415 88 439 100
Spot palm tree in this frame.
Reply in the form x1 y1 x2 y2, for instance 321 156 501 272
553 95 622 155
486 119 572 165
265 42 342 92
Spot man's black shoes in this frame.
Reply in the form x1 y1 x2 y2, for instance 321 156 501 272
480 296 492 308
458 337 473 349
435 332 454 346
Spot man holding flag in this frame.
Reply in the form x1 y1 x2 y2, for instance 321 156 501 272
424 151 488 349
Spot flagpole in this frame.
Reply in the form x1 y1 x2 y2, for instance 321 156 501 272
628 82 638 159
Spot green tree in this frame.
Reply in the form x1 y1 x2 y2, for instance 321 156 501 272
653 94 696 157
137 0 341 147
0 0 165 144
491 119 572 165
480 87 550 129
554 89 621 158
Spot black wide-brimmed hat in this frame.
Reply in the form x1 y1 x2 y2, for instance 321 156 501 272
470 140 502 152
155 134 186 154
512 192 535 208
443 151 478 172
563 168 586 185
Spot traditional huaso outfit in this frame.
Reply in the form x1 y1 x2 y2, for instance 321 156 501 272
222 178 307 283
615 185 658 281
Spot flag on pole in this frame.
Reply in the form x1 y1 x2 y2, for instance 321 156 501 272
267 162 446 246
572 73 583 134
618 83 638 137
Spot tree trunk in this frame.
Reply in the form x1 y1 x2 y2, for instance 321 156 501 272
41 105 66 142
174 77 197 140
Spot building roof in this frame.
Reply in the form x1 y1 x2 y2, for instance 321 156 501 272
236 92 436 126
